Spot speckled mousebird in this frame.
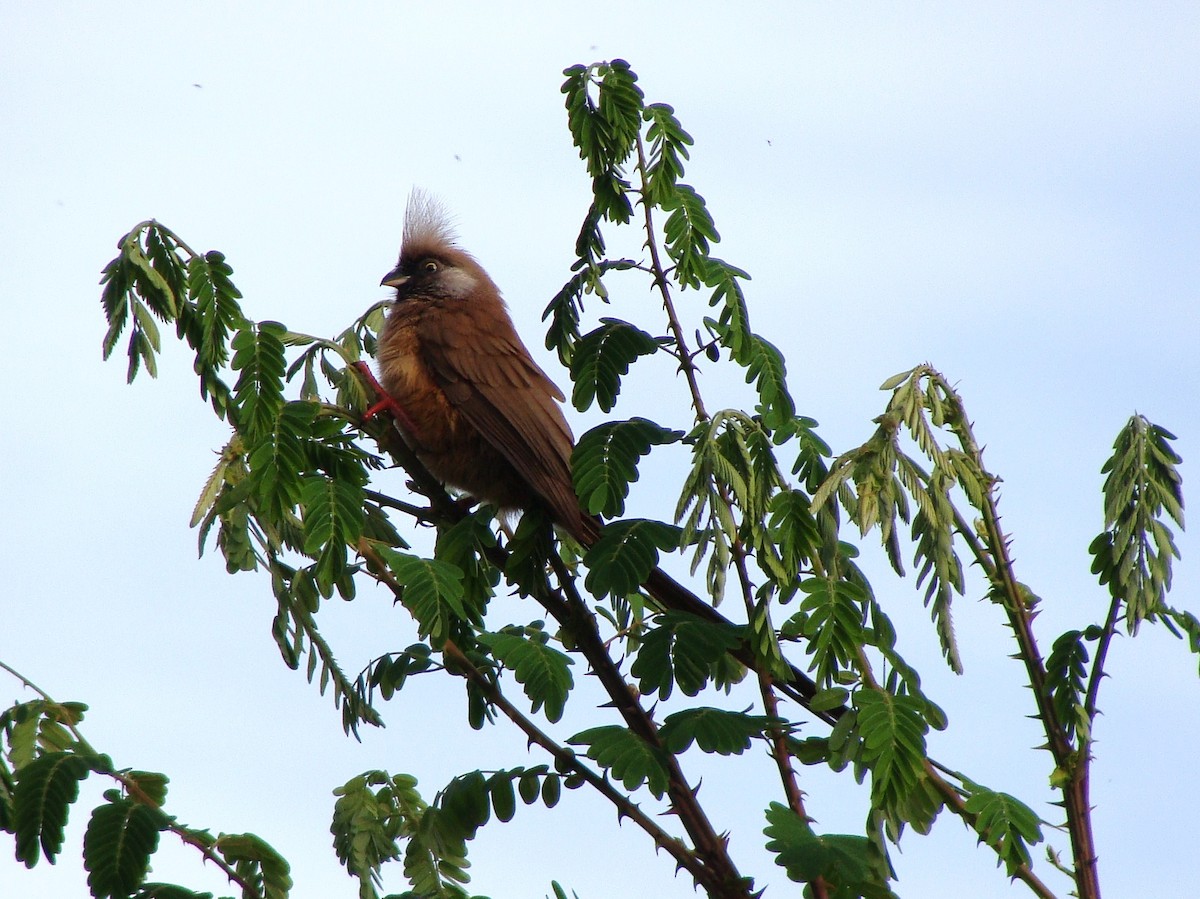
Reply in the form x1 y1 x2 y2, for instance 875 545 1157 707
369 191 587 540
356 191 826 712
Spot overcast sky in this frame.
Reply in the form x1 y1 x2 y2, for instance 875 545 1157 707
2 3 1197 898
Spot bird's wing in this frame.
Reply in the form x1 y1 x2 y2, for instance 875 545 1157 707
419 303 581 529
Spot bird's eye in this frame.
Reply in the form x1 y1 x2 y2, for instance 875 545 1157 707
423 260 439 274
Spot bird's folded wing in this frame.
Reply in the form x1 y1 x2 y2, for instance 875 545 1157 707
420 308 580 529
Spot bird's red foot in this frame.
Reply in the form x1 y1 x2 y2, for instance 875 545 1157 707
351 361 420 435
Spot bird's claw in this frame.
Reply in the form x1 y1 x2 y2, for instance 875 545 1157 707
351 361 420 435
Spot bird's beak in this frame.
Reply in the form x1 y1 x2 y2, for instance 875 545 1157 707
381 270 409 289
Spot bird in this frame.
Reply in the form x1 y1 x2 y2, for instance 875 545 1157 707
357 191 832 718
365 191 587 541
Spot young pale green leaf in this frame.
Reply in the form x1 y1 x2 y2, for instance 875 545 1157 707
567 726 670 798
1093 415 1185 633
13 750 91 866
477 630 574 723
582 519 682 599
907 464 965 674
84 798 162 899
572 418 683 517
569 319 660 413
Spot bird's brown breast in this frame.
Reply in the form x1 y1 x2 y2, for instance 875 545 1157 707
377 304 458 450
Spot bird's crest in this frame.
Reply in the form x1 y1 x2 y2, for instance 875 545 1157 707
402 190 459 257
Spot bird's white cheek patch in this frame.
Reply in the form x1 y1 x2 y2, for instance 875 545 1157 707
441 268 478 298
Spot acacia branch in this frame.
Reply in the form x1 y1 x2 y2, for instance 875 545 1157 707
0 661 263 899
634 134 709 424
354 549 699 870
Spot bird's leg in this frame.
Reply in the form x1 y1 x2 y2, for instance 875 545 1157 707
350 361 422 437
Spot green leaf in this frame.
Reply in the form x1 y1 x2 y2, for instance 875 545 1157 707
435 771 490 845
572 418 683 517
560 61 640 223
583 519 682 599
133 885 214 899
245 400 317 524
630 611 743 699
434 513 499 615
567 726 669 798
1161 605 1200 670
1044 630 1091 745
301 474 365 593
125 771 169 807
854 688 930 827
331 770 403 898
84 798 162 899
375 547 467 646
569 319 659 413
13 751 91 866
661 184 718 289
763 803 895 896
768 490 820 590
516 767 549 806
184 250 244 416
477 630 574 723
642 103 693 207
542 256 636 367
783 577 867 687
659 707 778 755
487 772 517 823
216 833 293 899
963 784 1044 876
748 335 795 427
231 321 288 441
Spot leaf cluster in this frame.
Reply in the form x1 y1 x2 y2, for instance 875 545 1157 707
0 694 291 899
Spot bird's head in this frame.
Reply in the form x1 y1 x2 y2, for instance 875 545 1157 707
381 191 491 302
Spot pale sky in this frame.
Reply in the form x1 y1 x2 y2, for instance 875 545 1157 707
2 3 1198 898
